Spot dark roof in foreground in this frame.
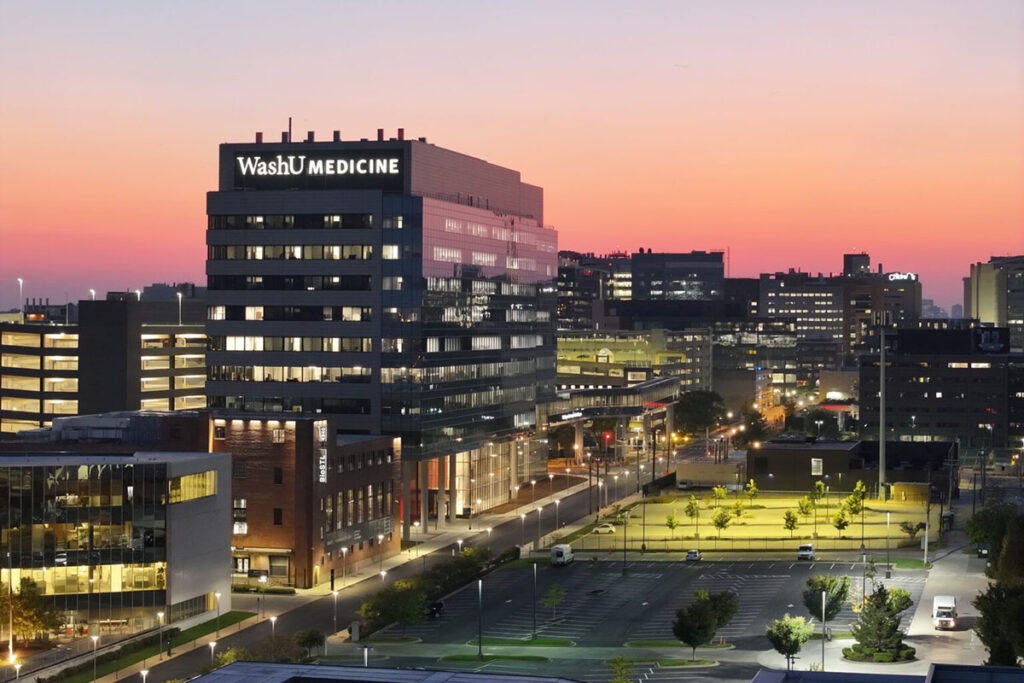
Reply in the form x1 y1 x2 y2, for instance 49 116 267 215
196 662 584 683
751 662 1024 683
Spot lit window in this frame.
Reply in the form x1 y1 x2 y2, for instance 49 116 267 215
382 245 400 260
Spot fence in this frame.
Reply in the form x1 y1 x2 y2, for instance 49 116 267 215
551 533 920 553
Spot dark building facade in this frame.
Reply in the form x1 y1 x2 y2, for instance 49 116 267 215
205 131 557 536
858 327 1024 455
629 250 724 301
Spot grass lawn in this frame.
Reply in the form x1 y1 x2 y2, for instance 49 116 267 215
893 559 931 569
469 637 574 647
59 611 255 683
442 654 549 662
612 657 715 667
318 654 389 663
625 640 730 648
810 631 854 640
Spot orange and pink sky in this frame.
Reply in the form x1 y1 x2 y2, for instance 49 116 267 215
1 1 1022 311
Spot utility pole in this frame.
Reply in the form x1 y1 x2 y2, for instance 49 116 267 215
878 322 887 499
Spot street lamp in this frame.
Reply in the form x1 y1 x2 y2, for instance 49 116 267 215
141 669 148 683
531 479 537 504
270 616 277 637
89 288 96 301
134 289 141 301
886 512 892 578
613 474 619 500
14 663 21 680
377 534 385 572
176 291 183 325
598 480 604 508
341 547 348 588
477 579 484 660
457 539 464 554
380 570 387 582
258 574 268 617
215 591 222 637
209 641 217 666
156 611 165 660
815 420 824 438
332 591 339 634
536 506 543 550
520 513 526 545
554 499 561 530
91 635 99 682
16 278 23 307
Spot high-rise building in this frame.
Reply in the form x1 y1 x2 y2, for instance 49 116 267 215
843 252 871 275
205 130 557 536
965 256 1024 351
629 250 724 301
0 291 206 434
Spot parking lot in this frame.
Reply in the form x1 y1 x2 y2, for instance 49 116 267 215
379 558 927 646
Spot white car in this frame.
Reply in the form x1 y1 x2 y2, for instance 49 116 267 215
797 544 816 560
685 549 702 562
592 523 616 534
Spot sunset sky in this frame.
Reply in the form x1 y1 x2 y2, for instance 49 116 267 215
1 1 1021 311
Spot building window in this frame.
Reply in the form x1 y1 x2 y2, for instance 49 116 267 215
273 508 283 525
233 498 248 534
214 426 226 439
273 467 283 485
169 471 217 503
382 245 400 260
232 461 247 478
269 555 288 577
272 429 286 443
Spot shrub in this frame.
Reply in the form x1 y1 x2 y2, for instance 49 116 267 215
899 647 916 660
493 546 520 566
873 651 894 663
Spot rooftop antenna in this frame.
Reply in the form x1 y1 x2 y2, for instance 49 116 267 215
287 117 292 142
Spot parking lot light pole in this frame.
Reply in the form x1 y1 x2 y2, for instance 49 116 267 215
622 507 628 576
157 611 164 659
91 636 99 682
821 591 826 672
554 499 560 530
332 591 338 634
477 579 484 660
520 514 526 546
209 641 216 666
532 563 538 639
885 512 891 578
215 591 222 637
536 507 543 551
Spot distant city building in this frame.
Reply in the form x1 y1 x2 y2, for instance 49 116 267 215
964 255 1024 351
0 290 206 434
0 445 230 636
858 327 1024 454
921 298 948 319
843 252 871 275
951 303 964 319
205 130 557 536
630 249 724 301
557 251 613 329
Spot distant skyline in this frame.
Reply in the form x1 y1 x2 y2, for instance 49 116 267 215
1 1 1022 311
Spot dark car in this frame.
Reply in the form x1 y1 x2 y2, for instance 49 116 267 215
977 543 990 558
427 601 445 618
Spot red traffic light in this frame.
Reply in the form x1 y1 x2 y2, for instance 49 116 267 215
603 432 613 441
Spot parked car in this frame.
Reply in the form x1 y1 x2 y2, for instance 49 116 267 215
685 549 702 562
977 543 990 558
427 601 445 618
797 544 816 560
676 479 694 490
593 523 615 534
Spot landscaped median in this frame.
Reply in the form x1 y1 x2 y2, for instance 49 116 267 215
467 637 574 647
44 611 254 683
611 656 717 667
441 654 549 663
624 639 732 649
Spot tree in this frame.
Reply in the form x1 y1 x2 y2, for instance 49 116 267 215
703 590 739 633
732 498 745 519
666 511 681 541
802 575 850 624
832 509 850 537
899 520 925 541
809 481 826 536
996 518 1024 584
843 493 863 517
783 510 799 538
712 508 731 537
744 478 759 504
294 629 325 657
674 390 726 434
797 496 813 518
215 646 253 667
3 578 62 644
674 599 717 661
766 614 814 670
851 584 913 656
544 583 566 619
973 581 1024 665
251 634 305 663
684 494 701 538
608 654 634 683
358 580 428 634
712 486 727 508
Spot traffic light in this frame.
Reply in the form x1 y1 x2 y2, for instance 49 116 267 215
603 432 613 442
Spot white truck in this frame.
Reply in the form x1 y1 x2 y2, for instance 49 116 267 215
932 595 957 630
550 544 574 566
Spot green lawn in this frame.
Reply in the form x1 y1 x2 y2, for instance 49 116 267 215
366 635 421 643
611 656 715 667
469 637 574 647
624 639 730 648
59 611 255 683
810 631 854 640
442 653 549 662
893 559 931 569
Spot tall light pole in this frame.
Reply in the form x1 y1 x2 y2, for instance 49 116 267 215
536 506 543 551
477 579 484 660
209 641 217 666
141 669 148 683
134 289 141 301
520 513 526 546
91 635 99 682
16 278 23 307
815 420 824 438
332 591 338 634
377 534 385 572
554 499 560 530
531 479 537 505
258 575 267 617
215 591 222 637
89 288 96 301
821 591 826 672
532 563 538 639
176 291 183 325
157 611 165 659
270 616 277 636
613 475 619 501
341 547 348 588
885 512 891 578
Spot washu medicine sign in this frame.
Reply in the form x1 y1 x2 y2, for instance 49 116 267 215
232 150 405 191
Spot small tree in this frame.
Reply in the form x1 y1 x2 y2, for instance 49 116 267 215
673 598 717 661
832 509 850 537
802 575 850 624
7 578 61 644
684 494 701 538
973 581 1024 665
704 590 739 633
996 518 1024 584
608 654 634 683
783 510 799 538
766 614 814 670
215 646 253 667
358 580 428 634
809 481 826 535
294 629 325 657
899 520 925 541
544 583 566 619
666 511 681 541
797 496 813 518
843 493 863 517
732 498 744 519
744 478 759 504
851 584 912 656
712 485 727 508
252 634 305 663
712 508 731 537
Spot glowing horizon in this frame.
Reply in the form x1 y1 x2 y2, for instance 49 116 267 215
1 1 1021 311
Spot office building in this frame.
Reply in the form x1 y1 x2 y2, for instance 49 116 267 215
0 446 230 637
858 327 1024 455
0 291 206 434
630 249 724 301
965 255 1024 351
557 251 613 329
205 130 557 536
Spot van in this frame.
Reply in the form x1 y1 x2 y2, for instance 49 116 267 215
932 596 957 630
797 544 815 560
676 479 693 490
550 544 574 566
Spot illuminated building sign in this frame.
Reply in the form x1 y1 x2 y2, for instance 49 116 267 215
233 150 404 191
887 272 918 282
318 448 328 484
